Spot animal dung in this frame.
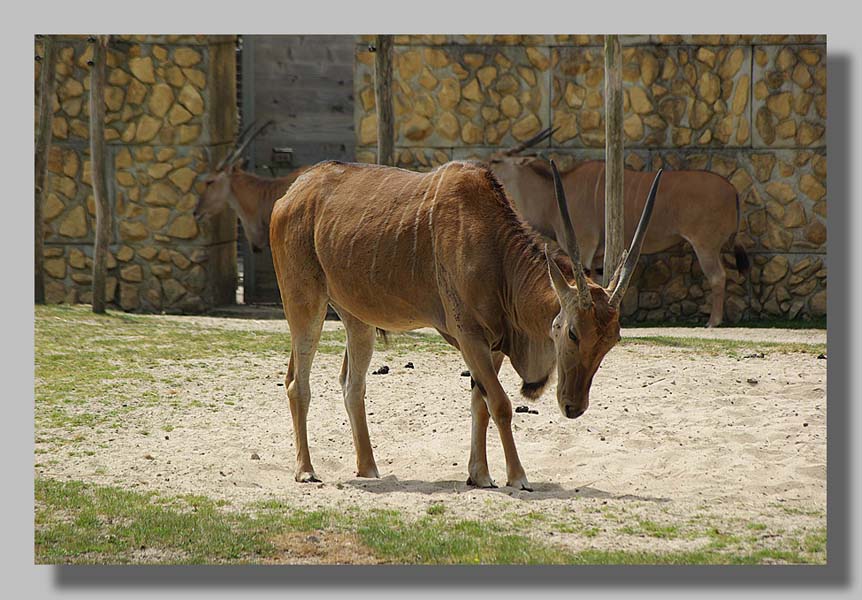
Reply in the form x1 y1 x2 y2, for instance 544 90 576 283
817 353 827 359
404 362 414 369
460 370 471 377
515 405 539 415
250 452 261 460
372 365 390 375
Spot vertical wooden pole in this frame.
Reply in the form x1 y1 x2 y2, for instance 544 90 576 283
240 35 256 304
373 35 394 166
89 35 112 314
35 35 57 304
603 34 625 287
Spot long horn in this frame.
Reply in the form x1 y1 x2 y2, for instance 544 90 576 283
609 169 663 308
606 248 628 293
503 126 559 157
216 119 274 171
550 159 592 309
214 119 257 170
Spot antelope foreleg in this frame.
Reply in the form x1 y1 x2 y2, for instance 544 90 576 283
467 352 504 488
460 340 531 491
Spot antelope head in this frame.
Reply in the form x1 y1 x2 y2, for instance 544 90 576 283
194 120 273 222
546 160 662 419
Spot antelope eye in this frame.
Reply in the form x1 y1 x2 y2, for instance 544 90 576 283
568 328 579 343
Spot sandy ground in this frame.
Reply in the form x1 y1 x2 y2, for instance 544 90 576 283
36 317 827 557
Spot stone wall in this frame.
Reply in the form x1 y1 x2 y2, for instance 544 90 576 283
36 35 238 312
353 35 827 323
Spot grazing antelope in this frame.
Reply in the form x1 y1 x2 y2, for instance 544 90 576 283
490 152 749 327
270 158 662 490
194 120 311 251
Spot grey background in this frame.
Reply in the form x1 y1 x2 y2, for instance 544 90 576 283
6 0 861 597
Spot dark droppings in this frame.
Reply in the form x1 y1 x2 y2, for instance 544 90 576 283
372 365 390 375
404 362 414 369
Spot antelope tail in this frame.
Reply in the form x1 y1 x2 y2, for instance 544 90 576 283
732 192 750 275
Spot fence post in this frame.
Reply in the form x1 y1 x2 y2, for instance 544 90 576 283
603 34 625 287
35 35 57 304
373 35 394 166
89 35 112 314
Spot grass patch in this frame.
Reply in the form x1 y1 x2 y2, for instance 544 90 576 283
34 305 451 431
619 519 681 540
772 504 825 518
622 317 826 330
426 503 445 516
620 335 826 357
35 479 285 564
35 479 826 565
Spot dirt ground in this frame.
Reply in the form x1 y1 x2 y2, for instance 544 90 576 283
35 316 827 557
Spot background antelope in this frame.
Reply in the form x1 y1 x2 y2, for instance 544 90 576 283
270 157 661 490
490 144 749 327
194 120 311 251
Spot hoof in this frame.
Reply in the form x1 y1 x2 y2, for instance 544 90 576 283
507 477 533 492
356 465 380 479
295 471 321 483
466 474 498 489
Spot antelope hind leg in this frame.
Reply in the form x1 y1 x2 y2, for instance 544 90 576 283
284 298 328 483
337 309 380 479
690 242 727 328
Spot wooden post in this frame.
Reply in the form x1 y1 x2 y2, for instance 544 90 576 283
603 34 625 287
35 35 57 304
373 35 394 166
89 36 112 314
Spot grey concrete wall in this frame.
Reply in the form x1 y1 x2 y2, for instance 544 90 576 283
246 35 355 170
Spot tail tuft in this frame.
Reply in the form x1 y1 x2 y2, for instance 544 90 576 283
734 244 750 275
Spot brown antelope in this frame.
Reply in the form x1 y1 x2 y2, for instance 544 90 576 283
270 158 662 490
194 120 311 251
490 154 749 327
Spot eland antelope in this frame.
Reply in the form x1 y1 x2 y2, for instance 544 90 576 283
490 154 749 327
270 159 662 490
194 120 311 251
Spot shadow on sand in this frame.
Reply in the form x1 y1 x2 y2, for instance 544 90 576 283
342 474 670 503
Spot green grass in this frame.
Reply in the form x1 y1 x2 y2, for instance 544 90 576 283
623 317 827 330
35 479 287 564
619 518 681 540
620 335 826 357
33 305 450 431
35 478 826 565
426 502 446 516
